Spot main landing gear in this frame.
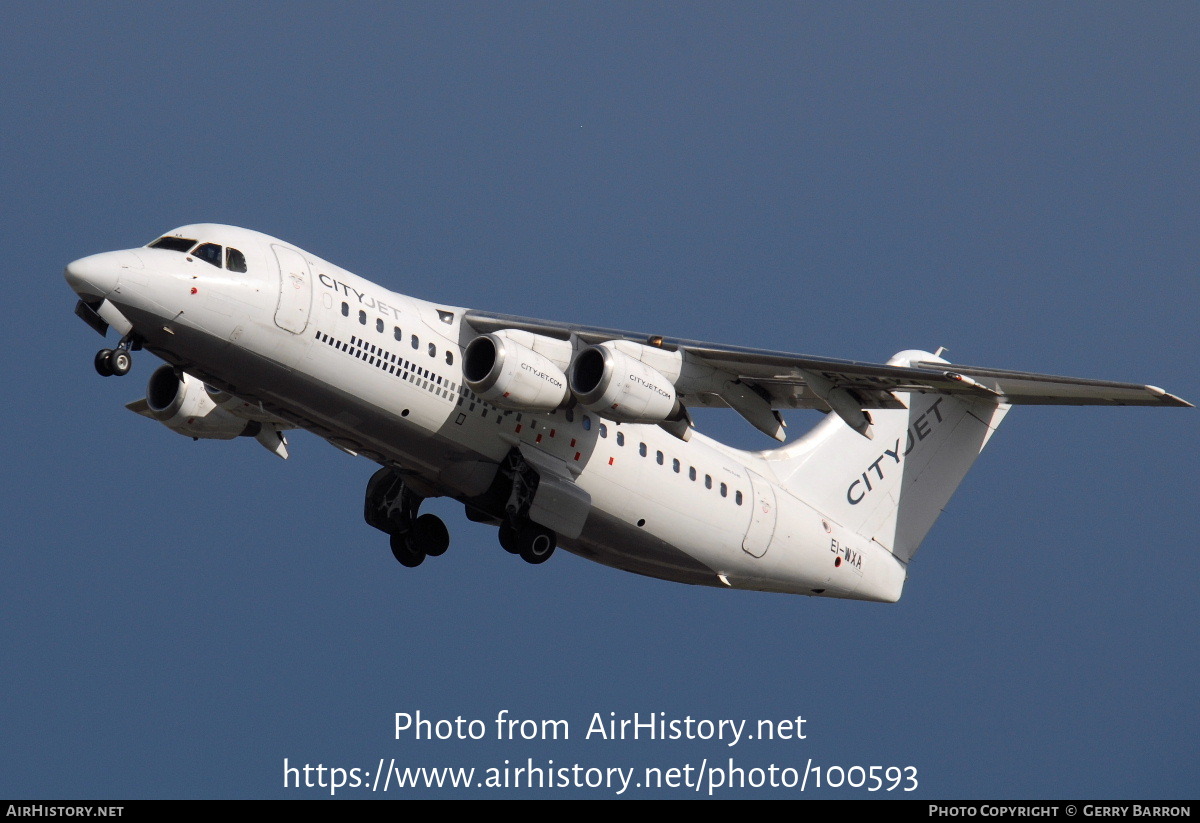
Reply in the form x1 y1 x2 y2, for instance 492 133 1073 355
364 467 449 568
498 450 557 565
498 520 556 565
364 453 560 570
94 334 140 377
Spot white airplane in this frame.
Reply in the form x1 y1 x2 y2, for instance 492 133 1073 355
64 224 1190 602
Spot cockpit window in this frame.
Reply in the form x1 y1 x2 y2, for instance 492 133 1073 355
149 236 197 252
226 248 247 273
193 243 223 267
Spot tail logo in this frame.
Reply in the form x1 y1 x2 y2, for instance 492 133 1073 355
846 398 946 505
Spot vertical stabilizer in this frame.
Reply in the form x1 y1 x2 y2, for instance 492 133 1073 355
765 351 1010 562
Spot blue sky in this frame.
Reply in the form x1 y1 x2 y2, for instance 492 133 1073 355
2 4 1196 798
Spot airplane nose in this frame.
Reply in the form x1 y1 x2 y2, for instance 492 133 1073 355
64 252 125 299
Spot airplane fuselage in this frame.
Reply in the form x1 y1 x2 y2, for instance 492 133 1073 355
65 224 907 601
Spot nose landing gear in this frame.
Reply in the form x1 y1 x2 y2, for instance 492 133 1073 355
94 335 139 377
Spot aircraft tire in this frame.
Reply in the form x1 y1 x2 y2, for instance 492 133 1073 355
94 349 114 377
498 522 518 554
385 510 410 535
517 523 556 565
413 513 449 557
109 349 132 376
389 532 425 568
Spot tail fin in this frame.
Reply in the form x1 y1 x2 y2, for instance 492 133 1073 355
766 350 1009 562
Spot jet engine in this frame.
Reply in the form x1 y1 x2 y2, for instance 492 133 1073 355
144 366 260 439
569 344 682 424
463 333 569 411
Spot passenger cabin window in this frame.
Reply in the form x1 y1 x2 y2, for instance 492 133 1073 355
359 310 367 325
376 318 384 333
226 248 247 272
394 326 402 341
148 236 196 252
445 351 454 365
341 302 349 316
193 243 223 267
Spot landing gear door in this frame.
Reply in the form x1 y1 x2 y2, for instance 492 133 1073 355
742 471 777 558
272 244 313 334
518 446 592 539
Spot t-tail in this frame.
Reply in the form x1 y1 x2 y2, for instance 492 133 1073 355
765 350 1010 596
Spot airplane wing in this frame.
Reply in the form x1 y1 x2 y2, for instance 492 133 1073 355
464 310 1190 440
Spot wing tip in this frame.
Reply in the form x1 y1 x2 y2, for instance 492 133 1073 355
1146 385 1194 407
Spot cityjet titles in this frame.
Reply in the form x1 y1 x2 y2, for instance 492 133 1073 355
847 397 946 505
522 362 563 388
628 374 672 398
318 273 404 320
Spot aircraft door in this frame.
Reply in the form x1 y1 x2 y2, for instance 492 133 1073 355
742 471 777 558
272 244 313 334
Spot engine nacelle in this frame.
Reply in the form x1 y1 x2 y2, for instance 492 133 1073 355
462 333 569 411
145 366 258 440
570 344 680 423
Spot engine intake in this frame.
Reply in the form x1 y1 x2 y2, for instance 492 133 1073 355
144 366 258 439
463 333 569 411
570 345 680 424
